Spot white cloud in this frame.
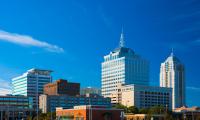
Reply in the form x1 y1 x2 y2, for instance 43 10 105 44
189 39 200 46
0 78 11 95
0 29 64 53
187 86 200 91
193 39 200 44
0 78 11 88
0 88 11 95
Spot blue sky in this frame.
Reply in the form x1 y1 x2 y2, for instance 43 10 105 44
0 0 199 106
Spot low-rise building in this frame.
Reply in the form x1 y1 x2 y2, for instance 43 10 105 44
80 87 101 95
125 114 165 120
56 105 124 120
174 106 200 112
39 94 111 113
0 95 34 119
121 84 172 110
44 79 80 96
110 84 172 110
174 106 200 119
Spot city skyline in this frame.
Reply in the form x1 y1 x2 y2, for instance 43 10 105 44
0 0 199 107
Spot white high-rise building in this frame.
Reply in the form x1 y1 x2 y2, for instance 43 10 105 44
12 68 53 109
160 52 185 109
101 31 149 99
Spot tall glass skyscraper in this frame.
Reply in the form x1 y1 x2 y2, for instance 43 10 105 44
101 31 149 98
12 68 53 109
160 52 185 109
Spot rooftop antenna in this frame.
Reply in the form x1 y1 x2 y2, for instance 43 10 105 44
119 27 125 48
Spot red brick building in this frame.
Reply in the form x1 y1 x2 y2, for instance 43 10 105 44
44 79 80 96
56 105 124 120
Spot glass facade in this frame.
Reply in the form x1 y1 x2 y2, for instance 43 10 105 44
80 87 101 95
0 95 34 120
160 53 185 109
0 95 33 109
121 84 172 110
12 68 53 109
39 94 111 113
101 47 149 99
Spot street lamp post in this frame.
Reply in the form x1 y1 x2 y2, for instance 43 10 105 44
166 104 168 113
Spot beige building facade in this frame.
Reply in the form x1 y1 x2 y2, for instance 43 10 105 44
121 84 172 110
109 84 172 110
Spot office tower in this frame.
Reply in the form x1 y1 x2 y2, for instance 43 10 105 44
160 52 185 109
44 79 80 96
12 68 53 109
101 31 149 98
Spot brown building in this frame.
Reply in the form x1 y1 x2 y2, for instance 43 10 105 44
56 105 124 120
44 79 80 96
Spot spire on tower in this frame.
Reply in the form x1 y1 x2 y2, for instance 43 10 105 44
119 27 125 48
170 48 174 56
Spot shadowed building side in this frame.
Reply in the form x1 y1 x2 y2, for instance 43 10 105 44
160 52 185 109
101 31 149 103
43 79 80 96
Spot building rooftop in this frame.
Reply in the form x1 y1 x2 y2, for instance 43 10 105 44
112 47 134 54
56 105 122 110
166 54 181 63
28 68 53 72
12 68 53 80
44 79 80 87
174 106 200 112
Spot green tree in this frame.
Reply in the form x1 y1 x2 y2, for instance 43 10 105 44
31 112 56 120
27 116 33 120
196 114 200 120
164 111 174 120
113 103 127 109
127 106 139 114
113 103 128 113
139 108 149 114
149 105 164 114
33 113 46 120
46 112 56 120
